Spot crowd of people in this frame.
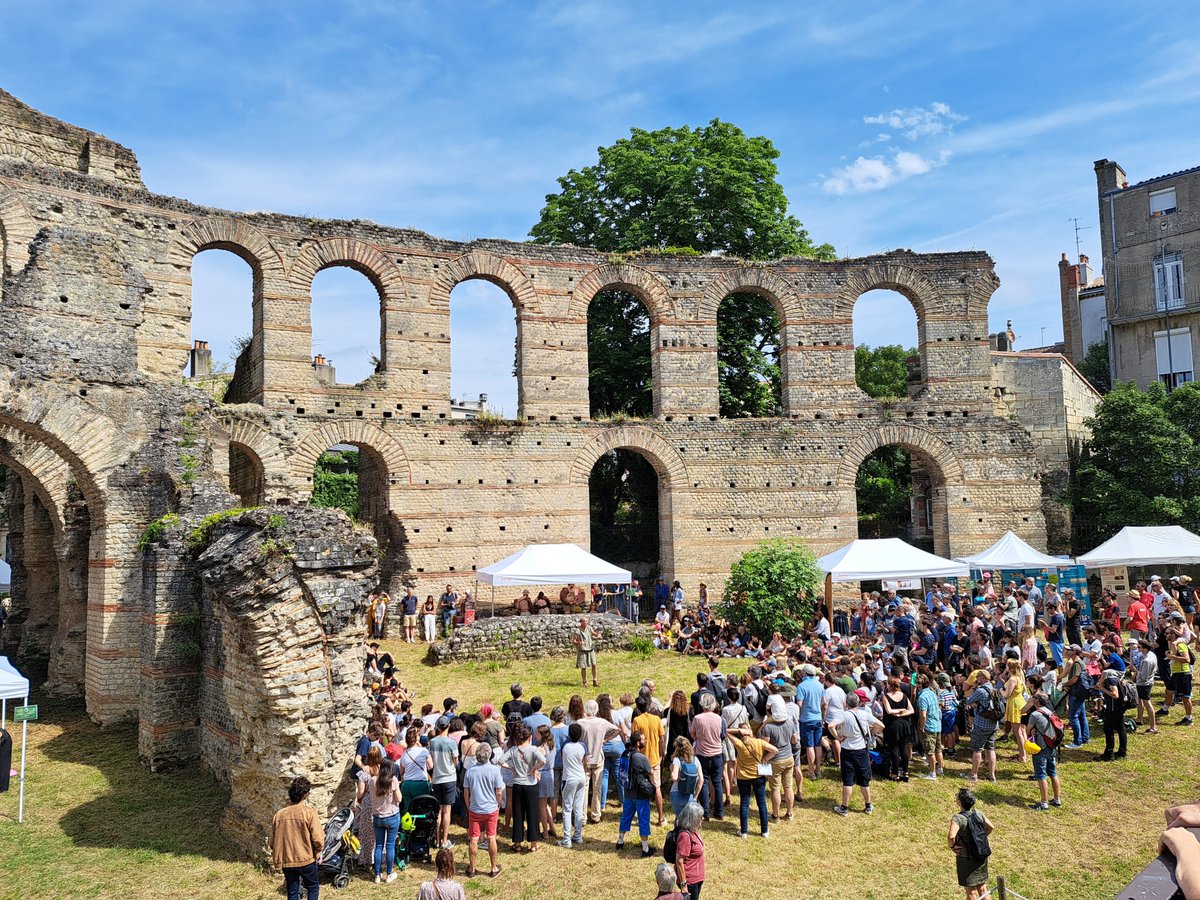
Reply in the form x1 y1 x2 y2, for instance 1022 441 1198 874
269 569 1199 898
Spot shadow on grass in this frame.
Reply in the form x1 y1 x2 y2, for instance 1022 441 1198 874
40 700 245 864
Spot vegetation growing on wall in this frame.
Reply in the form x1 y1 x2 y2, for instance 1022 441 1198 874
311 450 359 520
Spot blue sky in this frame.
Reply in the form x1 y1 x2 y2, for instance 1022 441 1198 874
5 1 1200 413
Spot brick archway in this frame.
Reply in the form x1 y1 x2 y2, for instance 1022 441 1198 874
569 425 688 487
429 250 540 317
837 261 941 325
837 423 964 486
291 420 412 491
288 237 406 301
167 217 286 279
569 263 672 324
698 267 801 324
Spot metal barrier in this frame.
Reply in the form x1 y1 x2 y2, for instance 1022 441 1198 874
1113 829 1198 900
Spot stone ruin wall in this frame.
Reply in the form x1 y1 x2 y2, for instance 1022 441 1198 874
0 88 1053 852
428 613 653 664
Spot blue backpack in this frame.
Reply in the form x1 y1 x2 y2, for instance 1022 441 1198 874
616 750 633 793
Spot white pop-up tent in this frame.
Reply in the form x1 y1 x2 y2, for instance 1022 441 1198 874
957 530 1068 570
817 537 969 622
1076 525 1200 568
0 656 30 823
476 543 632 615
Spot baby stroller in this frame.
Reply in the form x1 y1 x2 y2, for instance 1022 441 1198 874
397 794 439 866
317 806 358 889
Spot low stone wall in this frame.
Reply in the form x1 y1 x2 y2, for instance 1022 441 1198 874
428 613 652 664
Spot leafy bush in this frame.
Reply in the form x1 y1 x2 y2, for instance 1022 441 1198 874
628 635 655 658
718 539 822 639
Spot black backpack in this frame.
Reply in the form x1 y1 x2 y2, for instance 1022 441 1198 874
663 824 682 863
961 810 991 860
978 685 1005 722
1118 680 1138 710
747 683 768 719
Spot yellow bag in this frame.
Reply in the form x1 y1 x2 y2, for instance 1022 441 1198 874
1024 739 1041 755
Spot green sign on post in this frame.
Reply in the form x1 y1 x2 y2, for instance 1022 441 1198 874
13 704 37 722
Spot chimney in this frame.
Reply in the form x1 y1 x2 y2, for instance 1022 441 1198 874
312 354 336 386
189 339 212 378
1077 254 1092 286
479 393 488 410
1059 253 1083 364
1094 159 1128 197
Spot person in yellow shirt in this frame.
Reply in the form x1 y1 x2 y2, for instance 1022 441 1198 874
1165 624 1194 726
631 695 666 826
728 725 778 838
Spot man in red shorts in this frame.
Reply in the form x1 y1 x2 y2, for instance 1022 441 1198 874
462 743 504 878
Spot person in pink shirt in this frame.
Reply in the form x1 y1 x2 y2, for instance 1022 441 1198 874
672 802 706 899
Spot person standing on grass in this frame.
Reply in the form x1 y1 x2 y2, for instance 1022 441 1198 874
1165 625 1195 726
462 742 504 878
558 723 588 847
1135 639 1160 733
399 725 434 812
728 724 777 838
572 616 601 688
499 722 544 854
964 670 998 782
833 690 882 816
760 700 797 822
429 716 460 850
616 730 656 857
668 735 704 817
422 594 437 643
1023 692 1063 811
948 788 994 900
369 758 404 884
673 801 706 900
917 672 944 779
402 587 418 643
690 692 725 820
417 848 466 900
631 695 666 826
440 584 458 637
795 664 825 778
354 746 383 868
269 776 323 900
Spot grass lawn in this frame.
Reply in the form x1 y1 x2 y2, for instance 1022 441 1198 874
0 640 1189 899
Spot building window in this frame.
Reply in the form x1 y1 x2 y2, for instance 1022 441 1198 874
1155 254 1185 311
1155 327 1193 388
1150 187 1177 217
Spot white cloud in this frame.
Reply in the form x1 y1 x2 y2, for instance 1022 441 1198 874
821 150 949 195
864 102 966 140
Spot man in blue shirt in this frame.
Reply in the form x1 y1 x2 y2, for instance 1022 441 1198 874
439 585 458 637
654 577 669 609
795 664 826 777
524 696 552 739
401 587 419 643
1045 598 1066 666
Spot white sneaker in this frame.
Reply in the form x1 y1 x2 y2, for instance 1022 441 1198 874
375 875 381 884
386 872 399 884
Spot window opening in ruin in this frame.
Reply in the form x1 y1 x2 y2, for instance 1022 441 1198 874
855 444 945 554
229 444 264 507
311 267 383 386
450 279 518 418
187 249 254 392
588 449 660 579
310 445 362 520
717 292 781 417
852 290 920 398
588 290 652 418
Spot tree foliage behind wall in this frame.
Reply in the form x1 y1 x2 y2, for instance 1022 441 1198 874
1078 338 1112 394
588 449 659 568
588 291 653 418
311 450 359 520
856 446 913 538
531 119 833 417
855 344 915 399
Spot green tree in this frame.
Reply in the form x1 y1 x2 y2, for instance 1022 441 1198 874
1073 381 1200 535
1078 338 1112 394
531 120 834 417
717 539 823 638
856 446 913 538
587 292 652 417
855 344 914 398
311 449 359 519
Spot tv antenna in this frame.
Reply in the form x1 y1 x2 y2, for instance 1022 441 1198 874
1068 217 1093 259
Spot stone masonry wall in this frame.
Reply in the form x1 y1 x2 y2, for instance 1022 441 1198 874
429 612 652 664
0 88 1056 755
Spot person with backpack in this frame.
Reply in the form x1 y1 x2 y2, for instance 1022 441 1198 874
948 788 994 900
616 730 656 857
1096 669 1133 761
1023 691 1063 810
668 736 704 816
669 801 706 900
1164 623 1195 727
1062 644 1092 749
964 671 999 782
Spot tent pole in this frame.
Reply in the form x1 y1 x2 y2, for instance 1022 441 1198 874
17 692 26 823
491 584 495 619
825 573 833 628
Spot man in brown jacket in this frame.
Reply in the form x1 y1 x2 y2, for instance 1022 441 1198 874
270 776 324 900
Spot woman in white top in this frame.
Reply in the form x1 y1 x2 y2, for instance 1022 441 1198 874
499 722 545 852
721 685 750 800
417 848 466 900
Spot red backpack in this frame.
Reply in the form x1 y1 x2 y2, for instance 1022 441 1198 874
1038 707 1065 751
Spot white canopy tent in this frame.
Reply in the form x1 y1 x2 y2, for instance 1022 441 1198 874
476 543 632 615
957 530 1069 570
817 538 969 622
0 656 30 823
1076 525 1200 568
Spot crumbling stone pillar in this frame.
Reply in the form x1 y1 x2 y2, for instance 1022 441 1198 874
45 497 89 696
192 508 375 858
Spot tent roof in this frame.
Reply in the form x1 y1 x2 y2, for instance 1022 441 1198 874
0 656 29 701
957 531 1068 569
1076 525 1200 568
476 543 632 587
818 538 968 582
